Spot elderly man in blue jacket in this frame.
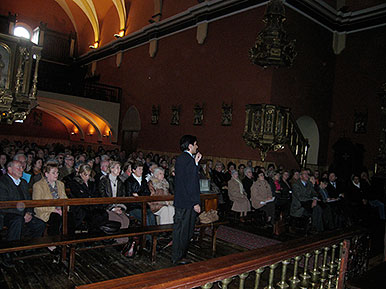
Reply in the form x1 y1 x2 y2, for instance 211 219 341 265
172 135 202 265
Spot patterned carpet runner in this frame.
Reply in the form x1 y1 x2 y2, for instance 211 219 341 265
215 225 281 250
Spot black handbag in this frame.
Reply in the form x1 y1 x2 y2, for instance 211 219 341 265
99 220 121 234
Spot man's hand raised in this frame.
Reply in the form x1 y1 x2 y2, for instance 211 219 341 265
195 152 202 164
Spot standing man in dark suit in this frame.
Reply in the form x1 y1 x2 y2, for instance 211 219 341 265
172 135 202 265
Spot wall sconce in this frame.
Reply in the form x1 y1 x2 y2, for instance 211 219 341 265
70 131 76 135
114 30 125 38
103 130 111 137
89 41 99 49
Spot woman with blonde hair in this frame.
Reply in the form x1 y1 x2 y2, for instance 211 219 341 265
33 162 68 237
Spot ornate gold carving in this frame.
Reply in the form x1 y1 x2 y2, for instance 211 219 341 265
249 0 296 68
243 104 308 164
0 33 41 124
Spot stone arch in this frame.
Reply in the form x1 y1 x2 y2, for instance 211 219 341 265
121 105 141 152
296 116 320 165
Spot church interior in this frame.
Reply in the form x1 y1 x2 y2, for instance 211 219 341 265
0 0 386 288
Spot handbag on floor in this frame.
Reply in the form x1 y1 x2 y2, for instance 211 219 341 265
121 237 139 258
199 209 219 224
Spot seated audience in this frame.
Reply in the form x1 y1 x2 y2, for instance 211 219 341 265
290 169 324 232
361 171 385 220
99 161 129 244
58 154 74 181
33 162 71 237
68 164 107 232
277 170 292 218
251 170 275 225
227 170 251 221
242 167 254 200
125 162 156 227
0 160 45 267
148 167 175 225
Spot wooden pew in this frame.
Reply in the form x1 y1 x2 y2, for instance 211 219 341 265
0 194 223 275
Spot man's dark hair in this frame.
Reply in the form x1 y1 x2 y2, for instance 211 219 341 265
132 161 144 171
180 135 197 152
320 178 329 184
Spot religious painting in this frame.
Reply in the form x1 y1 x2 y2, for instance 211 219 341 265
353 111 367 134
171 105 180 125
151 105 159 124
221 102 232 126
193 103 203 125
0 42 10 89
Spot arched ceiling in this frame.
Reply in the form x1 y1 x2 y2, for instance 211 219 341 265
54 0 128 45
37 96 115 142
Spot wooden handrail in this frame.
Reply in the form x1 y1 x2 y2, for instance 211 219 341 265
76 227 365 289
0 194 217 209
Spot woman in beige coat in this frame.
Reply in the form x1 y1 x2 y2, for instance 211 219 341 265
250 170 275 224
227 170 251 221
33 162 68 237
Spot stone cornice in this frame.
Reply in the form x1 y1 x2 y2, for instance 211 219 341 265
77 0 386 65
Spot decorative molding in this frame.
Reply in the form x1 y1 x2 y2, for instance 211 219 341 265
115 51 123 67
77 0 386 65
196 22 208 44
149 39 158 58
332 32 346 55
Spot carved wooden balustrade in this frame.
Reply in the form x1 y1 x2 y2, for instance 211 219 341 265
75 227 369 289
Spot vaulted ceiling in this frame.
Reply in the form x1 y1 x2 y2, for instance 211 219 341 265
2 0 385 56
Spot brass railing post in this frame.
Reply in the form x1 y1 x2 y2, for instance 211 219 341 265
290 255 302 288
254 267 265 289
319 246 330 286
239 272 249 289
300 253 311 289
277 259 290 288
221 277 233 289
265 263 278 289
311 249 321 284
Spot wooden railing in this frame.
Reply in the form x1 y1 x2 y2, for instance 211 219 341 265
76 227 369 289
0 194 217 235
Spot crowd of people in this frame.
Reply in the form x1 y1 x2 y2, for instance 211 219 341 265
0 139 385 267
204 160 385 233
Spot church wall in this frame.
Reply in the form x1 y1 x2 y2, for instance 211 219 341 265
96 5 318 168
328 27 386 170
0 109 69 140
270 9 336 166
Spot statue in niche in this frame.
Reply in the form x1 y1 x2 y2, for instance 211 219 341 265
171 105 180 125
221 102 232 126
193 104 203 125
151 105 159 124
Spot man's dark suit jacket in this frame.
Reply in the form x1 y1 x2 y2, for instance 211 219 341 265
326 182 340 199
0 174 33 217
174 152 200 209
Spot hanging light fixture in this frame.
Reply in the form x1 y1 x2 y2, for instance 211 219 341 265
0 33 41 124
249 0 296 68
